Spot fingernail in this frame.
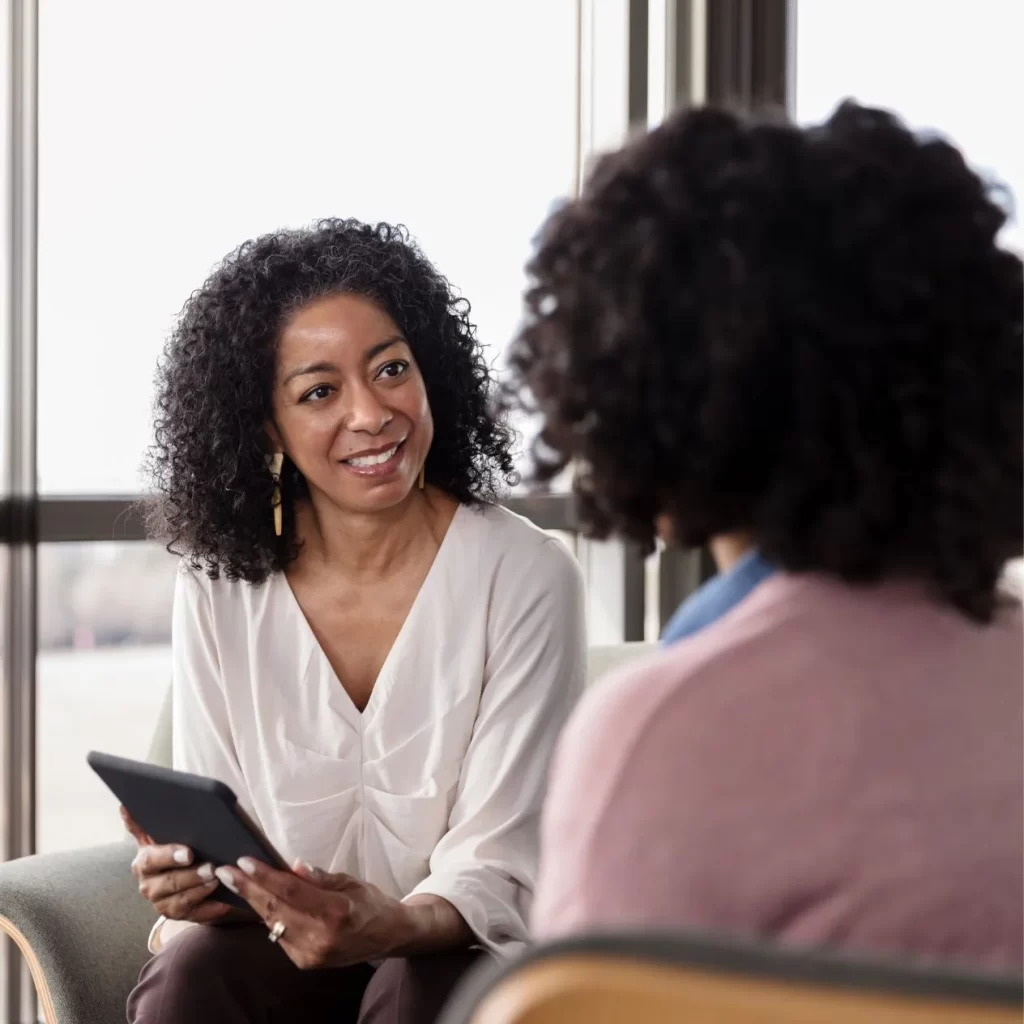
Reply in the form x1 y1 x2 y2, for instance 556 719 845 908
214 868 239 893
296 859 323 879
173 848 191 865
237 857 257 876
197 863 214 881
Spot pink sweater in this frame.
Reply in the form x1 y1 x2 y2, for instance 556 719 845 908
534 573 1023 971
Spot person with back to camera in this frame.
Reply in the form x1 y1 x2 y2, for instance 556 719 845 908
509 101 1023 969
123 219 587 1024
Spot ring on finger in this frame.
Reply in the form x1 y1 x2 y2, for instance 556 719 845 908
268 920 286 944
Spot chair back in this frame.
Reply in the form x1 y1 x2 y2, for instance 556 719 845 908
440 932 1024 1024
586 642 656 687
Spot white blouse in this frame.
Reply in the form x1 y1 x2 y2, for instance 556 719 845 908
163 503 586 959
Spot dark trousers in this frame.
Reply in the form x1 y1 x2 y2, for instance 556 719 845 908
127 923 482 1024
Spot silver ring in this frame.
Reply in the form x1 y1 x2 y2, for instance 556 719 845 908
268 920 286 944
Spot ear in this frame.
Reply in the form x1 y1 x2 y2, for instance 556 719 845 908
264 420 284 455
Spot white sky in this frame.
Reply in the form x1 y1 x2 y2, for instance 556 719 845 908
34 0 1023 493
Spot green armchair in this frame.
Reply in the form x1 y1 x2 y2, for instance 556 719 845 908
0 687 172 1024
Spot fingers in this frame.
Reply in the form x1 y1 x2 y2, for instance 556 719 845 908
239 858 311 905
139 863 216 902
131 843 194 879
215 860 310 919
292 859 328 884
120 806 153 846
215 865 302 947
215 861 359 970
155 879 220 920
186 899 235 924
290 860 363 893
135 859 219 920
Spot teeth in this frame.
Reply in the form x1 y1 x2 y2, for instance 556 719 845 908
347 445 398 467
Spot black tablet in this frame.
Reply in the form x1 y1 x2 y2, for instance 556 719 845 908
87 750 289 909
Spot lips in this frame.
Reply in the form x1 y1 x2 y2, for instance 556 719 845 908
338 437 408 478
345 444 400 467
342 438 406 466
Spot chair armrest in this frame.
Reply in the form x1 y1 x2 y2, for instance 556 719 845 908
0 842 155 1024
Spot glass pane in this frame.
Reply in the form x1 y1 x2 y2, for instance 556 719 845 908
38 0 578 493
794 0 1022 253
37 543 176 853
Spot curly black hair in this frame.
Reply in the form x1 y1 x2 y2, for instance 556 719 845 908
146 218 516 584
505 102 1023 621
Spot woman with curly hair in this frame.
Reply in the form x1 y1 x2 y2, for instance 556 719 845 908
514 103 1023 968
124 219 586 1023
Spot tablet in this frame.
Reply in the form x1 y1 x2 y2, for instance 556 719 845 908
87 750 289 909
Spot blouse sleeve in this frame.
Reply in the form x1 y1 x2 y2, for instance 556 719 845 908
405 537 587 958
171 567 252 812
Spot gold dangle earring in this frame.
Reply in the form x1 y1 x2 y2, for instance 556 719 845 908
418 464 425 490
269 452 284 536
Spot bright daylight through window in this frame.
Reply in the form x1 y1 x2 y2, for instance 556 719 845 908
34 0 579 854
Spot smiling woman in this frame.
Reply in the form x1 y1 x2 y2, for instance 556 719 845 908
269 295 433 512
147 219 515 584
129 219 588 1024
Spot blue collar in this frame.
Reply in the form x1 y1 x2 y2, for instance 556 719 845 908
660 549 776 646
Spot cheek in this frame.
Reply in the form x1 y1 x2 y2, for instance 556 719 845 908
275 413 335 467
418 396 434 443
417 402 434 454
402 382 434 447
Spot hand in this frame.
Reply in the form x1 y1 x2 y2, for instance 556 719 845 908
215 859 410 969
122 806 233 924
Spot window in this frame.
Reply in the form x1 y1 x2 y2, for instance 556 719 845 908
794 0 1022 252
34 531 592 854
12 4 635 1014
37 543 176 853
37 0 579 493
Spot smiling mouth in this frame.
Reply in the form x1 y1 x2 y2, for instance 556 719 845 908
342 438 406 467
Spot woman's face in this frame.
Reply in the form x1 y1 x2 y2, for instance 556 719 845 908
268 292 433 515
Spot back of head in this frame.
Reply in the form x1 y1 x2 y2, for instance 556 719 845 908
507 101 1023 621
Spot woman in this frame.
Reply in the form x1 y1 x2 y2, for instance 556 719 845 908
509 103 1023 968
126 219 587 1023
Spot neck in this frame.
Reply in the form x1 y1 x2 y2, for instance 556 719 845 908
709 533 753 573
293 487 450 581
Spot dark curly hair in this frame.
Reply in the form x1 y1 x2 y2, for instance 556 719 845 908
505 101 1023 621
146 218 516 584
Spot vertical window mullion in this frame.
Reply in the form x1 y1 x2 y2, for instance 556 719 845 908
2 0 39 1020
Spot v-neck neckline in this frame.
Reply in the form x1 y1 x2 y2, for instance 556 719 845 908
278 503 465 728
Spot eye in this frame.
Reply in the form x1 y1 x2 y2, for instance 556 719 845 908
299 383 335 403
375 360 409 381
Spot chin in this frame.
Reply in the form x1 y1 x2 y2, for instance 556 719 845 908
339 479 416 514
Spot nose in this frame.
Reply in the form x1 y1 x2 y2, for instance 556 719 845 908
344 380 392 435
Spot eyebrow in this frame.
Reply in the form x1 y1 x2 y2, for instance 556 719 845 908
282 336 407 386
